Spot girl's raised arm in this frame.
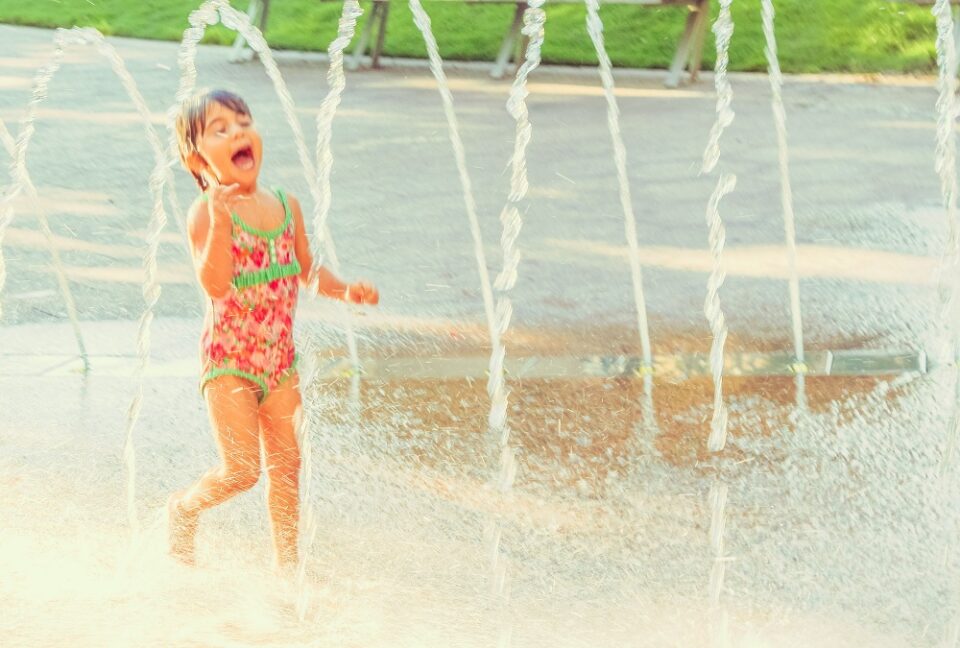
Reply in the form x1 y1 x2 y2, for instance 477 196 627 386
188 184 240 299
289 193 349 301
289 193 379 305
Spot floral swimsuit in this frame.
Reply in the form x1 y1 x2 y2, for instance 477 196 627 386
200 188 301 402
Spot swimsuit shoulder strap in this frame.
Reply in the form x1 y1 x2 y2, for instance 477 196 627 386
273 187 294 235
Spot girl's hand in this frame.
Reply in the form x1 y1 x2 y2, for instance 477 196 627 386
345 281 379 305
207 182 241 229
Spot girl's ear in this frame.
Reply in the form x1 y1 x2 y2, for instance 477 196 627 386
185 151 219 189
184 151 207 176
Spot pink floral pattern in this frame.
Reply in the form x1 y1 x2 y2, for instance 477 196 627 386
200 191 300 398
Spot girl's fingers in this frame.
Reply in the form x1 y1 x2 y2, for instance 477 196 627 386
211 184 241 211
351 284 363 303
218 184 241 200
349 285 364 304
353 283 379 305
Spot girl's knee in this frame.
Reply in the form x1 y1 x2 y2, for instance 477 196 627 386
223 465 260 492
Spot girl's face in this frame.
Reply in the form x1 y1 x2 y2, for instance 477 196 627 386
194 102 262 190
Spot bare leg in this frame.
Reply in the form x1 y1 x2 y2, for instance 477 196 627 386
259 372 302 569
169 374 263 563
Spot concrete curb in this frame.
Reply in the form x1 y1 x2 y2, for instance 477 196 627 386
0 348 927 380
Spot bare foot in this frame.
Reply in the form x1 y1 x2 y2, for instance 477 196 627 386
274 549 299 580
167 491 199 565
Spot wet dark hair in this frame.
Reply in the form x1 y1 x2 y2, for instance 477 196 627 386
175 89 252 191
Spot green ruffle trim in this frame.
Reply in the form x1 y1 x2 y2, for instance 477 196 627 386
197 188 292 239
202 366 268 395
201 354 300 403
230 188 292 239
233 259 302 289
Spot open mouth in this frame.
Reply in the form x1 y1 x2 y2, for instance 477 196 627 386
231 145 255 171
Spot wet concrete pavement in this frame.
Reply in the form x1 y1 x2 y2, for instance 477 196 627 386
1 18 956 648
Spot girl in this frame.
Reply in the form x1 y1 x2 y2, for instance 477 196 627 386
168 89 378 568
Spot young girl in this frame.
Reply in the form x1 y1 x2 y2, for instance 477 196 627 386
168 89 378 568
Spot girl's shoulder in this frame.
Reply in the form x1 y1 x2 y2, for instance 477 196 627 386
269 186 295 202
190 192 210 211
268 188 304 222
273 189 301 214
187 195 212 234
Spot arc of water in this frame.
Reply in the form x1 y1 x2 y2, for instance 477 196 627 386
161 160 204 307
703 175 735 452
0 120 13 301
491 0 545 496
761 0 806 409
0 118 14 152
700 0 735 453
406 5 536 642
81 29 171 530
67 28 174 535
408 0 500 378
297 0 363 621
0 45 89 370
312 0 361 270
1 28 174 533
0 117 19 312
583 0 655 425
708 482 730 648
934 0 960 270
76 28 173 536
931 2 960 642
157 5 226 304
311 0 364 410
933 0 960 477
292 335 320 620
698 3 735 646
486 3 546 646
0 120 12 296
172 0 361 390
701 5 734 176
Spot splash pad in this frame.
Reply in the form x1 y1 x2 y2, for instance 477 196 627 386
0 1 956 646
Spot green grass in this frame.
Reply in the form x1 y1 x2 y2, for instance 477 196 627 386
0 0 944 74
